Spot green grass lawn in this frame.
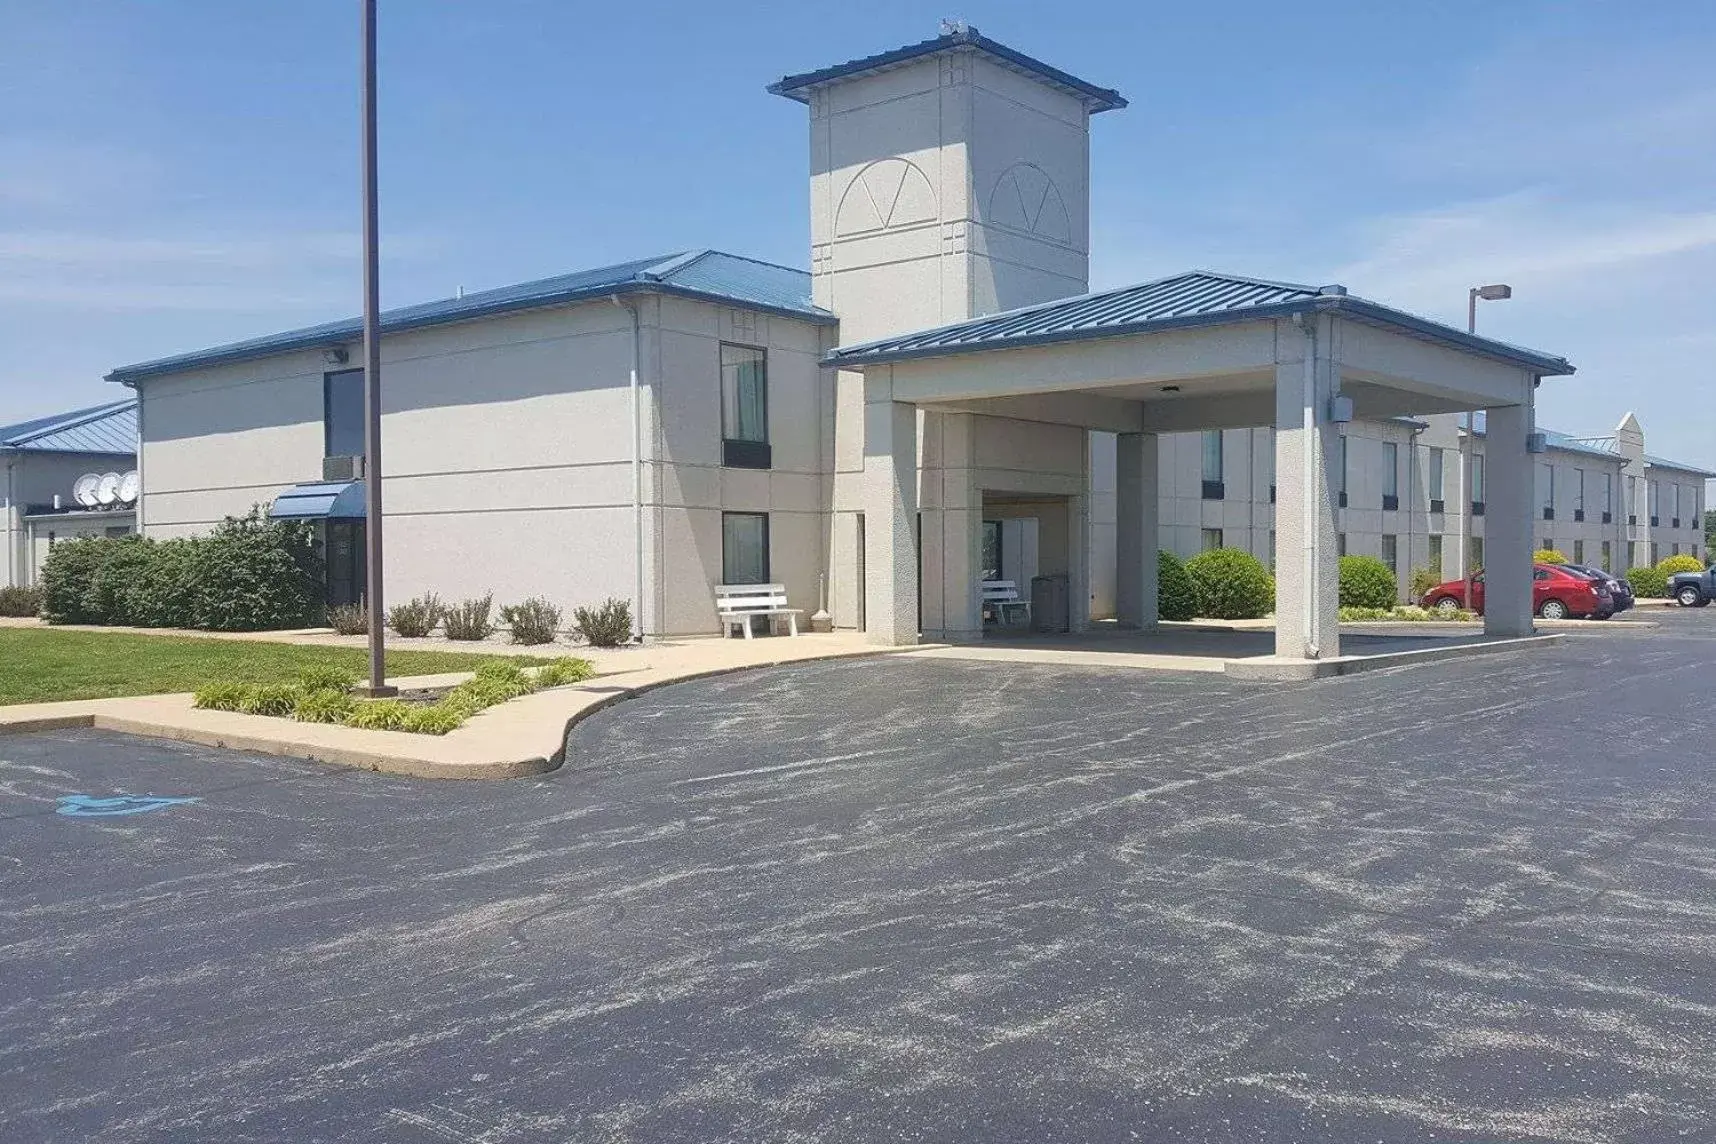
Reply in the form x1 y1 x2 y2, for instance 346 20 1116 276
0 629 550 706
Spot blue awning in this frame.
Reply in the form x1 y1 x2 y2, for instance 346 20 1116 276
268 481 365 520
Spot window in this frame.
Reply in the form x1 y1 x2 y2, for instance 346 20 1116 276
1628 541 1639 568
1538 463 1555 520
1600 541 1611 571
1649 480 1661 525
1266 430 1277 503
1381 534 1398 574
1628 475 1639 525
1573 539 1584 564
720 344 769 468
1268 530 1276 570
1382 441 1399 509
981 520 1002 581
1650 542 1660 566
1338 532 1348 557
1573 468 1585 520
1672 483 1682 527
721 512 769 584
1471 453 1485 512
1542 538 1553 554
1470 536 1484 573
324 368 366 458
1200 527 1223 552
1428 533 1443 573
1428 448 1445 511
1201 430 1224 499
104 525 132 538
1601 471 1613 522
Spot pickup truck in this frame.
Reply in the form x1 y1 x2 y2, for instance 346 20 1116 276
1670 563 1716 607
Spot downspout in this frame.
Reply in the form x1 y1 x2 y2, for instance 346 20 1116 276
611 295 645 642
1295 313 1321 659
4 455 14 589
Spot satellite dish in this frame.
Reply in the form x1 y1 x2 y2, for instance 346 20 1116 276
95 472 121 506
118 470 140 503
73 473 102 508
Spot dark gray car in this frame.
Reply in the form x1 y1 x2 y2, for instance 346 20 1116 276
1559 564 1632 613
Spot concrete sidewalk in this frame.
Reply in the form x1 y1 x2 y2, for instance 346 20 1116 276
0 632 915 779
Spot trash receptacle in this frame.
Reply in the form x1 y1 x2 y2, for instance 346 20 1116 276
1030 573 1070 633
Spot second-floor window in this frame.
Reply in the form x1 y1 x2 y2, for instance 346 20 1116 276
721 343 769 469
1574 468 1585 515
1200 430 1224 499
1382 441 1399 508
1472 453 1485 505
1602 472 1613 515
1539 463 1555 519
1428 447 1445 506
324 368 365 458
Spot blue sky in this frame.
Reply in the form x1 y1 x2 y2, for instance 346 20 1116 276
3 1 1713 470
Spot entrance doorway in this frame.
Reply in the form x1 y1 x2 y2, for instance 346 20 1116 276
325 520 366 608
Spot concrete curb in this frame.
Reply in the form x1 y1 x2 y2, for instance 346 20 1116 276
1223 633 1566 681
0 644 929 781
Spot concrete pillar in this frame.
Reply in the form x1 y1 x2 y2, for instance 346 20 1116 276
918 412 982 642
1273 319 1342 659
1482 402 1534 637
1115 431 1160 628
863 372 919 646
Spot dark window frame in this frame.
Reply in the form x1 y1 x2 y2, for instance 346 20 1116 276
721 511 771 585
720 342 771 470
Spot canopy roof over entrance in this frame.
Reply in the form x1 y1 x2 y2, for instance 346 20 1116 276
269 481 365 521
828 271 1574 377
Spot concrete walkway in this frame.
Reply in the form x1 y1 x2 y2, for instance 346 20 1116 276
0 631 913 779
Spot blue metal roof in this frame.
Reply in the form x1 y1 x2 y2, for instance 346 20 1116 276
768 25 1126 113
826 271 1575 376
268 481 366 520
107 250 832 385
1540 428 1623 461
0 399 136 455
1645 454 1716 478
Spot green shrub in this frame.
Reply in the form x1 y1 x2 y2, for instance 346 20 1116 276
1533 548 1569 565
343 699 413 731
237 684 301 717
122 538 198 628
40 536 121 623
1657 554 1703 576
1627 566 1669 599
189 510 323 631
442 594 495 641
1409 565 1443 602
295 664 356 693
1156 550 1197 622
475 658 530 684
500 597 560 645
192 682 250 711
572 598 633 647
328 603 369 635
1338 606 1395 621
403 706 465 736
84 538 156 625
387 593 442 638
1183 548 1275 620
293 688 357 724
534 657 595 688
0 584 42 617
1338 555 1399 610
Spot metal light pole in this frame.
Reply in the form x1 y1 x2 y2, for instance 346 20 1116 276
1464 283 1512 611
359 0 394 697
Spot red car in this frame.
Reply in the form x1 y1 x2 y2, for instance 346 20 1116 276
1421 563 1613 620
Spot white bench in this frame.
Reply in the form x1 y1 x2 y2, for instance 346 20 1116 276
982 579 1030 626
715 583 803 638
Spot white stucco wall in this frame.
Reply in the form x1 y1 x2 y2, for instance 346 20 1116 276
3 450 136 588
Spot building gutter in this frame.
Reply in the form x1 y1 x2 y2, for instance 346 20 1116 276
611 295 645 642
4 454 14 589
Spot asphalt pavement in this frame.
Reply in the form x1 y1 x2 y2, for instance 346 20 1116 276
2 608 1714 1143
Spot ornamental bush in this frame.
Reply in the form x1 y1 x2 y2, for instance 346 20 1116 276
1156 550 1197 622
1409 565 1443 602
293 688 356 724
343 699 413 731
572 597 633 647
500 597 561 645
1183 548 1275 620
39 536 119 623
123 538 199 628
1533 548 1569 565
0 584 43 617
1656 553 1703 576
1339 555 1399 610
388 593 443 638
327 603 369 635
1626 565 1669 599
442 594 495 641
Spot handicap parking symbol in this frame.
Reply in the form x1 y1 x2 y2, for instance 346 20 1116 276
56 794 201 817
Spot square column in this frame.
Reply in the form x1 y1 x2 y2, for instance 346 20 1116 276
863 373 919 646
918 411 982 642
1115 431 1160 628
1273 320 1342 659
1481 402 1534 637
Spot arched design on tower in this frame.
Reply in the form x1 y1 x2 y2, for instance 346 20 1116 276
834 157 938 237
987 162 1072 246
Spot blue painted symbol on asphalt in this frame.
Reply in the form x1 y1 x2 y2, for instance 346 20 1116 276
55 794 201 817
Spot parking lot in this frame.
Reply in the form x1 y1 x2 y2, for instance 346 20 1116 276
3 607 1714 1143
